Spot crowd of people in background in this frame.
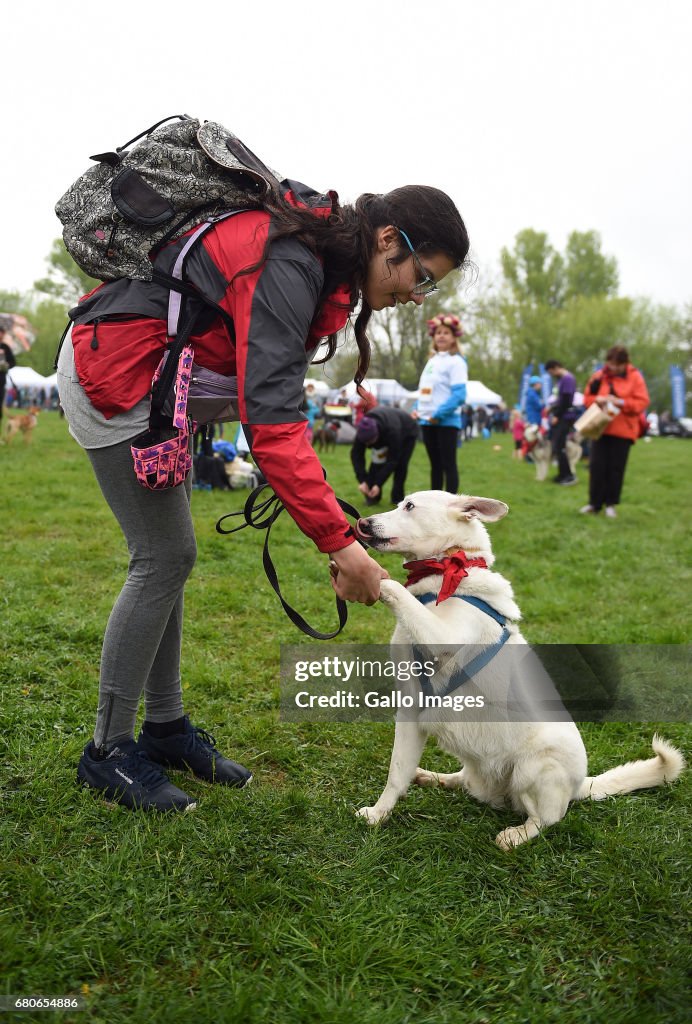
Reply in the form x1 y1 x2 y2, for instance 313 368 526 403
118 331 663 523
297 329 666 521
510 347 652 517
3 382 61 411
2 315 683 525
297 327 668 523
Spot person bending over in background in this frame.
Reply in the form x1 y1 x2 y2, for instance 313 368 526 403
351 406 419 506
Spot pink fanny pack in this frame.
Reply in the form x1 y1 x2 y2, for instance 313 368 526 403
131 344 193 489
131 426 193 489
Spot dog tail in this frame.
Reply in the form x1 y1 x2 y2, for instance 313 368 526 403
576 735 684 801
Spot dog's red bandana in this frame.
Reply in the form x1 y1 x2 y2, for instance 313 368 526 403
403 550 488 605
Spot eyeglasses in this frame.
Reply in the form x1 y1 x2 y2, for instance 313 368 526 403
397 228 438 296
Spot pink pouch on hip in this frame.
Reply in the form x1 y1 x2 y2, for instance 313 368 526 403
131 426 192 489
131 343 193 489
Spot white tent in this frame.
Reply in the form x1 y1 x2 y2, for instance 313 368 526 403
327 378 417 405
466 380 502 407
43 372 59 389
6 366 48 389
325 377 503 411
372 379 417 405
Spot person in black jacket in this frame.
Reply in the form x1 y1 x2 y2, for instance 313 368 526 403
0 334 16 423
350 406 419 506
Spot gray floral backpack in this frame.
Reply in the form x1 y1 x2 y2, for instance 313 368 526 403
55 114 282 282
55 116 336 491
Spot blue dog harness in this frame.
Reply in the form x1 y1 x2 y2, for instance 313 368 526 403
414 592 511 698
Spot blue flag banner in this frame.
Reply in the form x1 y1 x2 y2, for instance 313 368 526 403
519 364 533 410
538 362 553 403
670 365 686 419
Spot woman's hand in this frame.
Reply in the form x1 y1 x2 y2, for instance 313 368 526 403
596 395 623 410
329 543 389 605
358 481 370 496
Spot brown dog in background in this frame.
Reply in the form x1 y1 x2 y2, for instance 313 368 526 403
4 408 40 445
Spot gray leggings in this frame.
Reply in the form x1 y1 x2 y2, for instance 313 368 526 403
87 438 197 748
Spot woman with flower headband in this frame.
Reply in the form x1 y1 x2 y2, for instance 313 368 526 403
413 313 468 493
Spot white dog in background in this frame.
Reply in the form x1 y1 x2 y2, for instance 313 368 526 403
524 424 582 482
355 492 683 849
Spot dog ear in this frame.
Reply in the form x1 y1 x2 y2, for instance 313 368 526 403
454 496 509 522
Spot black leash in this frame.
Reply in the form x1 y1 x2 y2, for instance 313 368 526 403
215 483 363 640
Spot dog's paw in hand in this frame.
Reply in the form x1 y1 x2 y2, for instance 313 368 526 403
356 806 387 825
379 579 405 605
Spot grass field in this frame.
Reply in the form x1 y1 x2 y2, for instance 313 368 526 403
1 411 690 1024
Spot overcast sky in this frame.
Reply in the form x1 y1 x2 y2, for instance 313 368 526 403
4 0 691 309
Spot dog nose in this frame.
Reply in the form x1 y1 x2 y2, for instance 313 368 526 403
356 517 373 537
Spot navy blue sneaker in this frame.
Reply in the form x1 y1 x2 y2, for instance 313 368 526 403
138 717 252 788
77 740 197 813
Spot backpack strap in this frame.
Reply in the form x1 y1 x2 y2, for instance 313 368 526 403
89 116 194 167
149 308 199 422
150 271 236 341
150 211 242 418
117 115 193 155
53 319 73 371
162 209 241 340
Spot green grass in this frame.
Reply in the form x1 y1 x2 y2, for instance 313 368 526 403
1 413 690 1023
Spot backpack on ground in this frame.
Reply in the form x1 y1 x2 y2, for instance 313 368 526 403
56 115 282 283
193 453 231 491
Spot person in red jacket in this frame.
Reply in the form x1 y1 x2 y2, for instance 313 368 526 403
579 345 649 519
57 183 471 812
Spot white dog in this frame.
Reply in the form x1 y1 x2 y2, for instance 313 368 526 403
356 491 684 849
524 425 582 482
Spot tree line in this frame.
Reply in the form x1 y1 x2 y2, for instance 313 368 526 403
364 228 690 413
3 230 690 413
